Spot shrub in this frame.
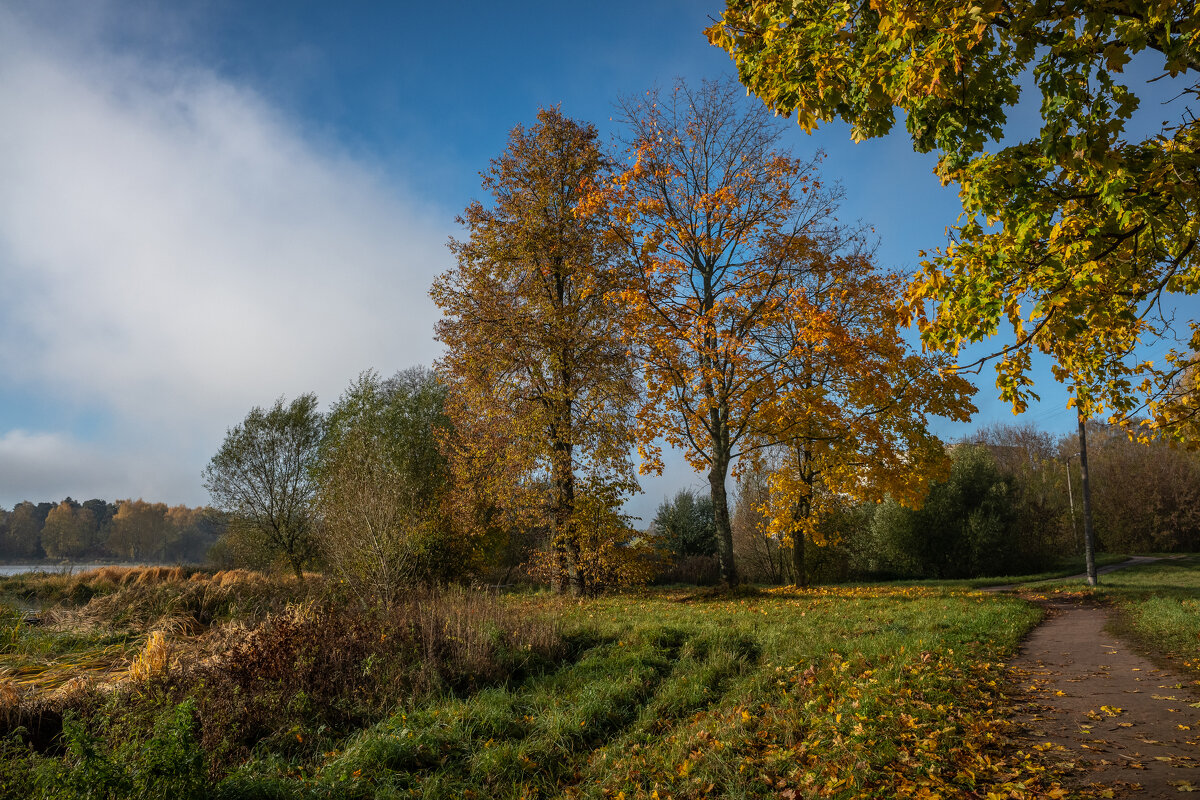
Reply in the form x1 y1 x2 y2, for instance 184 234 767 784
316 369 472 606
871 445 1032 578
28 701 205 800
159 588 562 774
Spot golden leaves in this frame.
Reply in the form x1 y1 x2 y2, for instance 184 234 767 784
432 109 640 589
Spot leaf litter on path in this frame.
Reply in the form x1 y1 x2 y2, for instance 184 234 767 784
1010 597 1200 798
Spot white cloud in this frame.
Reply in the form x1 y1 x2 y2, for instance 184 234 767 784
0 8 449 507
0 430 122 502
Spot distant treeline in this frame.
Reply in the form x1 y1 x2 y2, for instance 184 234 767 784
0 498 227 564
729 421 1200 586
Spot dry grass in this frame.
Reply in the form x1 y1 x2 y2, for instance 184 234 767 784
127 631 171 683
0 566 317 704
0 568 566 780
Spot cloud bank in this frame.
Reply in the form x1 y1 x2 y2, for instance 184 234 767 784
0 8 449 508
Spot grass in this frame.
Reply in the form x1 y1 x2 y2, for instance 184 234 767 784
0 567 320 696
873 552 1130 590
0 569 1093 799
961 551 1130 588
214 585 1059 799
0 602 139 691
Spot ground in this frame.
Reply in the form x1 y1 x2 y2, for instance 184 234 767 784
0 558 1197 799
1013 595 1199 797
1000 557 1200 799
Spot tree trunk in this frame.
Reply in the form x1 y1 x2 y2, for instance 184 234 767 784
708 458 739 587
1077 412 1098 586
551 439 579 595
790 446 814 588
791 525 807 588
554 541 571 594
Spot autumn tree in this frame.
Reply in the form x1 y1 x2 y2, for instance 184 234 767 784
163 505 226 563
1076 421 1200 553
709 2 1200 433
587 79 879 586
41 499 97 560
4 501 45 559
432 107 638 596
748 239 975 585
970 423 1076 557
107 499 170 561
203 394 323 579
732 463 791 584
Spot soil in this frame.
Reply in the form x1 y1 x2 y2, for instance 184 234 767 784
1008 593 1200 797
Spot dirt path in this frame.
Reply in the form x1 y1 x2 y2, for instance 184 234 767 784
1010 596 1200 797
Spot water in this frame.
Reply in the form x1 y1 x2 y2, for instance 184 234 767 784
0 563 142 577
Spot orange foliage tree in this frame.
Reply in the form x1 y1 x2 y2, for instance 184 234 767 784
107 499 171 562
588 79 975 586
585 80 855 585
748 242 976 585
431 108 639 595
41 500 97 560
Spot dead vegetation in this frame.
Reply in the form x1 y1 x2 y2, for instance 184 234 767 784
0 566 565 777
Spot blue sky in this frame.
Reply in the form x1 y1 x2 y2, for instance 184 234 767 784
0 0 1167 520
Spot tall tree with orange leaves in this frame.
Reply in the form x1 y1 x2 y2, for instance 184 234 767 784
586 80 848 586
749 239 976 585
589 79 974 586
432 108 638 595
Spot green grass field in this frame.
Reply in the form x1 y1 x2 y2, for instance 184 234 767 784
17 565 1188 798
208 586 1056 799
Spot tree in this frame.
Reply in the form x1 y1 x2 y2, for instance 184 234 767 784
1078 421 1200 553
748 239 975 585
107 499 170 561
652 490 718 558
970 423 1074 559
709 2 1200 431
588 79 956 585
530 478 662 593
315 369 464 605
162 505 225 563
5 501 46 559
203 394 323 579
872 445 1021 579
82 499 117 537
732 462 790 584
41 499 96 560
432 108 639 595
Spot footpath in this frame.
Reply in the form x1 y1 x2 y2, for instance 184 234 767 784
1000 559 1200 797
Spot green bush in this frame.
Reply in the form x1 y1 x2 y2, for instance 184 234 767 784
25 701 204 800
870 445 1036 579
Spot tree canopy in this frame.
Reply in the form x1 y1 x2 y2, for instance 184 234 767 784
652 490 718 558
202 394 323 579
315 368 461 604
432 107 638 595
747 232 975 584
585 79 855 585
709 1 1200 431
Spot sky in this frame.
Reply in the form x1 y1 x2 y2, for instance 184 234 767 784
0 0 1175 522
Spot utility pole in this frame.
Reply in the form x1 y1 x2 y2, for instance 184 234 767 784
1063 452 1080 554
1077 410 1098 586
